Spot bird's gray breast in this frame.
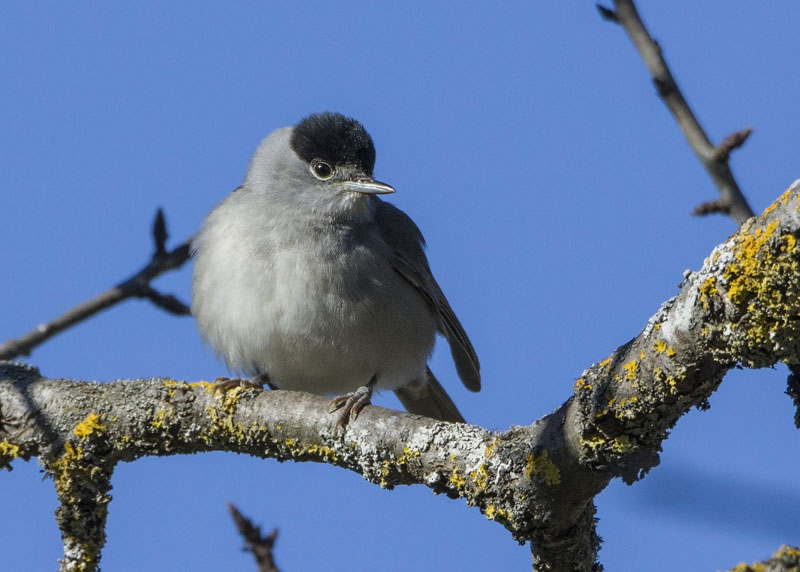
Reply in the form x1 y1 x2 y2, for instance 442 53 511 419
193 200 436 394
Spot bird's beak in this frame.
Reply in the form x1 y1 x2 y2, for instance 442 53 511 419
340 179 395 195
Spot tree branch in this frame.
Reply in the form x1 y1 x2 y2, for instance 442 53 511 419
2 182 799 571
727 545 800 572
228 504 281 572
599 0 756 225
785 365 800 429
0 209 192 361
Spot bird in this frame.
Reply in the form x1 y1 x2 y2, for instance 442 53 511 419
191 112 480 426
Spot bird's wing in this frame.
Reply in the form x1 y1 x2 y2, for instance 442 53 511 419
374 200 480 391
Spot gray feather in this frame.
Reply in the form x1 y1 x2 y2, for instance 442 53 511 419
393 367 465 423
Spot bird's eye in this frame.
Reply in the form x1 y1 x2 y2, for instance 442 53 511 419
311 160 334 180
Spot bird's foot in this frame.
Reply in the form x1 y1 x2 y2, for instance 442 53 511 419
329 376 377 428
212 376 266 394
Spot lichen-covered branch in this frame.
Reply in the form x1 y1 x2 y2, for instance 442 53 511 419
572 181 800 483
2 183 799 571
727 545 800 572
598 0 755 225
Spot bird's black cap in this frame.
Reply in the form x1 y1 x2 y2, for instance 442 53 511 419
290 112 376 176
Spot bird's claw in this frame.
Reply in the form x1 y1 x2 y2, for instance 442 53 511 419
212 376 265 394
329 384 374 428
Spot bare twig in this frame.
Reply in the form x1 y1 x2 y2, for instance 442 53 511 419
715 127 754 161
0 209 192 360
228 504 281 572
599 0 756 225
691 199 729 217
152 208 169 256
595 4 618 22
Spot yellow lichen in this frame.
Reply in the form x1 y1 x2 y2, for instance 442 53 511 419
653 340 667 353
774 545 800 558
782 234 797 253
622 360 638 381
580 435 606 448
699 277 718 310
193 379 272 447
525 450 561 485
574 378 592 392
377 447 422 487
485 504 512 522
762 187 791 216
666 347 676 357
449 466 467 490
74 413 106 440
599 357 612 368
723 220 780 306
469 465 489 491
45 440 109 571
189 380 215 394
612 435 633 453
613 397 640 421
218 385 248 414
0 441 22 464
402 447 420 461
717 209 800 366
151 409 169 429
202 404 248 445
305 444 338 462
728 544 800 572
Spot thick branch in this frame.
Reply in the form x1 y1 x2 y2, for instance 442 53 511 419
727 545 800 572
601 0 755 225
0 209 192 361
2 183 799 571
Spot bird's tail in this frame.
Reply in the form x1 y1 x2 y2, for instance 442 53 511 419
393 366 466 423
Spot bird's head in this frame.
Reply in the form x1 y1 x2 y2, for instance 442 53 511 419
245 112 394 218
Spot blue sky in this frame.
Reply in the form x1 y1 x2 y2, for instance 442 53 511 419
2 2 799 570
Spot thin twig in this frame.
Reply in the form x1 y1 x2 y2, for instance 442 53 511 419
714 127 754 161
0 209 192 360
691 199 728 217
228 504 281 572
599 0 756 226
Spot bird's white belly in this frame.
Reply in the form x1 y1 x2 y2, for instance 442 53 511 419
198 244 436 394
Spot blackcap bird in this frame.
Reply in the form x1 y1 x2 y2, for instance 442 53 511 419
191 112 480 425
